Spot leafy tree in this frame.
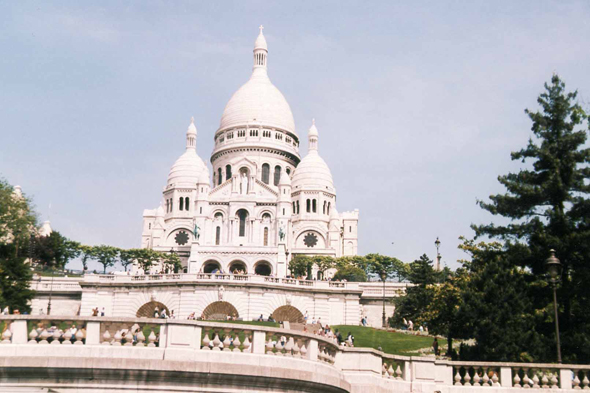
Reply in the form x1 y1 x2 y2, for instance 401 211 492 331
407 254 439 285
336 255 370 275
32 231 80 270
333 265 367 282
133 248 162 273
289 255 313 278
365 253 404 281
78 245 96 272
472 74 590 362
92 245 119 274
119 249 136 272
0 179 37 313
311 255 335 279
161 251 182 273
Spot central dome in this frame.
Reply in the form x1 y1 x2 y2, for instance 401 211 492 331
219 71 296 133
218 28 296 134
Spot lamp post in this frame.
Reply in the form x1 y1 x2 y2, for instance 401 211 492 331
434 237 441 271
544 249 563 364
380 271 387 328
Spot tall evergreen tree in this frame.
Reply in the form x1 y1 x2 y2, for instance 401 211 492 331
473 74 590 362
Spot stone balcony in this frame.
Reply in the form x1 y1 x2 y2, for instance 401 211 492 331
0 315 588 393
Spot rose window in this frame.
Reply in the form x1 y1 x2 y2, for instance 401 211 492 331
175 231 189 246
303 232 318 248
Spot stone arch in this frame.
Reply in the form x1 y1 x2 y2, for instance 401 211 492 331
228 260 247 274
271 305 304 323
136 301 169 318
254 260 273 276
202 301 239 320
202 259 222 274
258 209 274 220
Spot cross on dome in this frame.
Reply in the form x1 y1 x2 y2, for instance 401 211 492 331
259 25 264 33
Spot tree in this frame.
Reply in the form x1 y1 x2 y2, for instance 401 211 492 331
454 238 544 361
133 248 161 273
32 231 80 270
92 245 119 274
336 256 370 275
0 179 37 313
333 265 367 282
311 256 335 279
472 74 590 362
161 251 182 273
119 249 136 272
366 253 402 279
391 254 438 329
289 255 313 278
78 245 96 272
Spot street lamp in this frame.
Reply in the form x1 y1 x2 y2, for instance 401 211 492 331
544 249 563 363
380 271 387 328
434 237 441 271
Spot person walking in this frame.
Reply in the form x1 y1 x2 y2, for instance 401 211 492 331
432 337 440 356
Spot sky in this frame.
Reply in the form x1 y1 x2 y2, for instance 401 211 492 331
1 1 589 272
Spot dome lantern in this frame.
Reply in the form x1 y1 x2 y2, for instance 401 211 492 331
253 25 268 71
308 118 319 151
186 116 197 150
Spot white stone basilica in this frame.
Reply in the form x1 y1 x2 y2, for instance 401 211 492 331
140 28 359 277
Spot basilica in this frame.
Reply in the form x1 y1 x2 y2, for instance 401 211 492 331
140 28 359 277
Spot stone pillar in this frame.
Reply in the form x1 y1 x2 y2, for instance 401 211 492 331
500 367 512 388
560 369 573 390
11 320 27 344
252 331 266 354
277 244 287 278
307 339 319 361
86 321 100 345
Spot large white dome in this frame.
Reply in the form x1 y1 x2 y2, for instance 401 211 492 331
219 69 295 133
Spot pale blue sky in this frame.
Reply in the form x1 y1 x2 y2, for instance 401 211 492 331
1 1 589 272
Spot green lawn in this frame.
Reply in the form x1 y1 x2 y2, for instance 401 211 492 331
332 325 446 356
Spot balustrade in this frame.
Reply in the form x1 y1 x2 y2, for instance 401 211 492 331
572 370 590 390
25 320 87 345
453 364 501 387
201 326 252 352
317 341 337 364
382 358 404 380
264 331 309 358
100 321 161 347
511 366 560 388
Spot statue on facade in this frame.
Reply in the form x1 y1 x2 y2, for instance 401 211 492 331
193 221 200 240
279 224 285 242
218 286 224 301
240 172 248 194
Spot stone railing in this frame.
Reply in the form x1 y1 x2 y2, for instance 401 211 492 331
2 315 590 392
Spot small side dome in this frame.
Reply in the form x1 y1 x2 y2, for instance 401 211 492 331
167 150 207 187
291 153 334 191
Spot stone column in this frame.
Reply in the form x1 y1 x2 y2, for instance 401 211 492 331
252 331 266 354
86 321 100 345
11 320 27 344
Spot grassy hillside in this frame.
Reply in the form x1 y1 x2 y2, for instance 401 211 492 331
332 325 445 356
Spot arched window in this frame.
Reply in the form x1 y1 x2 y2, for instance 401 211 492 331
225 165 232 180
166 199 169 213
323 201 326 214
327 202 331 215
264 227 269 246
185 197 190 211
274 165 281 186
306 199 311 213
238 209 248 237
217 168 222 186
292 202 295 212
296 201 300 214
170 199 173 211
179 197 184 211
262 164 270 184
286 168 291 175
312 199 317 213
215 226 221 245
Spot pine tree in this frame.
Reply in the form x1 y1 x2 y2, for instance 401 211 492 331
473 74 590 362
